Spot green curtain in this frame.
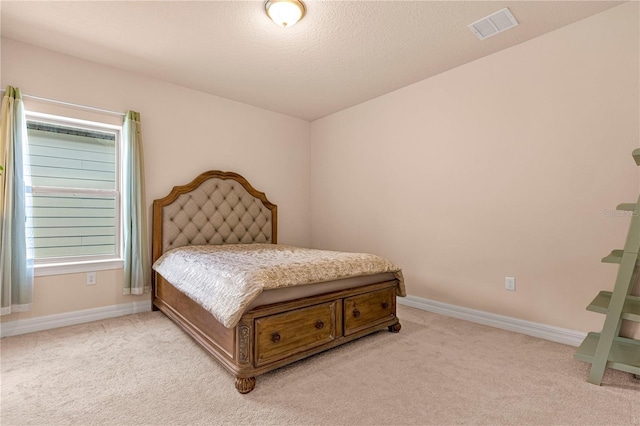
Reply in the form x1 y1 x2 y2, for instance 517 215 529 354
1 86 34 314
122 111 150 295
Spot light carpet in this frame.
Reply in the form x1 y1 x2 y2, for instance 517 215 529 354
1 305 638 425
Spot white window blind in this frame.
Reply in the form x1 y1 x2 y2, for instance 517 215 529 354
25 115 121 262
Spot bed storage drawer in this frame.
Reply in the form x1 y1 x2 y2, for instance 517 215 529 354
255 301 338 366
344 287 396 335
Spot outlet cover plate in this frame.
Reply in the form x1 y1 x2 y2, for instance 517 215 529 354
505 276 516 291
87 272 97 285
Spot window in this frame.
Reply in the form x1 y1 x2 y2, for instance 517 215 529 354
25 112 122 274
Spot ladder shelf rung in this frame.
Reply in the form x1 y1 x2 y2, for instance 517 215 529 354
601 250 624 264
587 291 640 322
601 250 640 265
616 203 637 212
574 332 640 375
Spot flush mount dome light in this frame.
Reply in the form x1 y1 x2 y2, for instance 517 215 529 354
265 0 306 28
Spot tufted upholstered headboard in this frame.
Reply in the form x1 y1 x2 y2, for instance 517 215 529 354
151 171 277 265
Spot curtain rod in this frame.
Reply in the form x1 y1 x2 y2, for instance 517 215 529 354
1 89 125 117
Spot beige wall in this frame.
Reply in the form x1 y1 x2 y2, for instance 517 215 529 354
310 3 639 336
1 38 311 322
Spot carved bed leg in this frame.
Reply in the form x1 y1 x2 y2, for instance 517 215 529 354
388 322 401 333
235 377 256 394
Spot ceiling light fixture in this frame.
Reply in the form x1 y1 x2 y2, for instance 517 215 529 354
265 0 306 28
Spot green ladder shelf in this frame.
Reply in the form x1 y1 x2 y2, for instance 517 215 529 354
574 148 640 384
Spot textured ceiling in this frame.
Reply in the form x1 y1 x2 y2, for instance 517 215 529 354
0 1 625 121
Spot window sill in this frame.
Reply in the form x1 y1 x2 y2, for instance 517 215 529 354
35 259 124 277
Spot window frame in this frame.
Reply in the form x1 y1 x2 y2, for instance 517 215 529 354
25 111 124 276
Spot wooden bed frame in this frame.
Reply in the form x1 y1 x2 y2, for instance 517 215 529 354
152 171 401 394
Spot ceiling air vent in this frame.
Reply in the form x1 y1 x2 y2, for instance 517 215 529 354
468 8 519 40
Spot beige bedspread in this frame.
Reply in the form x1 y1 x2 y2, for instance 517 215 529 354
153 244 405 328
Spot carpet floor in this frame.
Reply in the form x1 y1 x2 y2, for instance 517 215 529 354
1 305 638 425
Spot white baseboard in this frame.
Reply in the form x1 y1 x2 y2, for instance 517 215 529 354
1 294 586 346
0 301 152 338
397 295 587 347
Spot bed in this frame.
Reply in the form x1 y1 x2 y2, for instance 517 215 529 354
152 170 405 394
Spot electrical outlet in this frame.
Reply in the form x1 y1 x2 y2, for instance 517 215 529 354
505 276 516 291
87 272 97 285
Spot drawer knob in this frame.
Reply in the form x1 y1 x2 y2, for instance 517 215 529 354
315 320 325 330
271 332 281 343
353 309 361 318
382 301 389 310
